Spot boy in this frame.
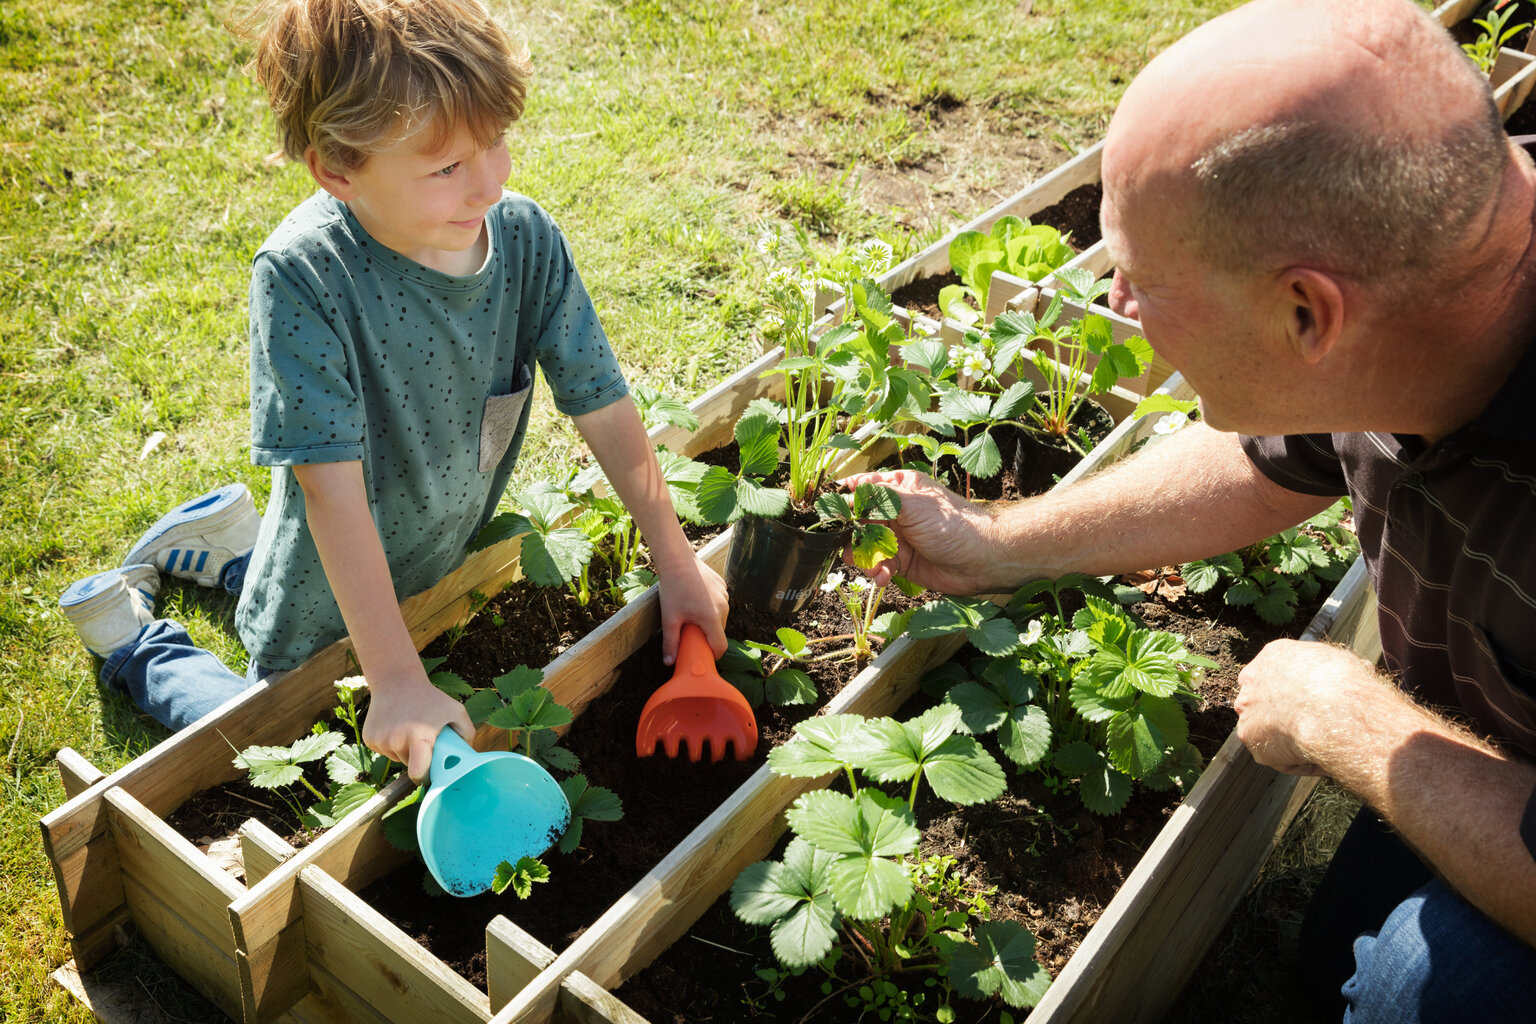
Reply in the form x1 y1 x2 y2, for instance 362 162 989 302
59 0 728 783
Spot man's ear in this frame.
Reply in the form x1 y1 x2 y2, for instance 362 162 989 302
304 147 357 201
1280 267 1346 366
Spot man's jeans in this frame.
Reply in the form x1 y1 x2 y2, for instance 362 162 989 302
1302 808 1536 1024
98 553 277 731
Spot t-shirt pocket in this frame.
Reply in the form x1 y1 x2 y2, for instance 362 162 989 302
479 363 534 473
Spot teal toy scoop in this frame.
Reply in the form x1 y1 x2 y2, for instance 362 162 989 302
415 726 571 897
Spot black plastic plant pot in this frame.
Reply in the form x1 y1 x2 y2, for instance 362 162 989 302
1013 398 1116 497
725 514 852 617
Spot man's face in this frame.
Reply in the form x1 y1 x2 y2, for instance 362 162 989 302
1100 177 1281 434
330 122 512 276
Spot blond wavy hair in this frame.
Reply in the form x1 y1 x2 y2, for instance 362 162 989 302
237 0 531 172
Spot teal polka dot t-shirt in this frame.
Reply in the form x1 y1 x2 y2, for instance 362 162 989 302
235 190 626 670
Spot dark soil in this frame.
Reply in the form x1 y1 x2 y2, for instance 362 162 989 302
355 581 931 991
891 181 1104 322
613 575 1326 1024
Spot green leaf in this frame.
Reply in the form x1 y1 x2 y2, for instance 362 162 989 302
380 785 423 852
851 481 901 521
235 746 306 789
1224 577 1261 607
492 665 544 701
428 670 474 699
948 230 992 280
997 704 1052 769
1069 680 1132 723
945 920 1050 1008
768 714 865 778
695 465 743 524
519 527 594 587
848 523 899 571
766 668 818 706
486 686 573 733
731 838 841 968
938 387 993 425
736 478 792 519
329 780 378 820
992 380 1036 421
1105 710 1166 777
947 680 1007 735
1052 740 1102 776
968 617 1023 657
491 856 550 899
326 743 370 785
787 789 920 860
839 707 1006 806
1079 762 1133 816
907 597 996 639
464 688 505 726
736 409 783 478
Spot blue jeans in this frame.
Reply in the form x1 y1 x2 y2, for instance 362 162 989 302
1343 879 1536 1024
98 554 273 732
1302 808 1536 1024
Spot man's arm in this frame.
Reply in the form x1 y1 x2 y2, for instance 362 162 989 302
571 396 729 663
1237 639 1536 945
292 461 474 783
846 422 1336 593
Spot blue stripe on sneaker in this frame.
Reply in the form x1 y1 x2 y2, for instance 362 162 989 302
194 551 208 573
167 549 179 570
180 550 194 572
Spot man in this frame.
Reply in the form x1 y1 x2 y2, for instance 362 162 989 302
848 0 1536 1019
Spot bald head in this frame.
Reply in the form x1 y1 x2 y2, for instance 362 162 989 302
1105 0 1508 297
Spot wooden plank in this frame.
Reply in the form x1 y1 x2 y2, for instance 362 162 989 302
41 533 525 874
489 630 970 1024
119 871 244 1019
487 917 557 1012
66 903 133 972
47 828 126 970
1492 46 1536 117
557 971 651 1024
240 819 296 887
105 787 245 956
238 913 311 1024
306 958 395 1024
53 954 325 1024
298 866 492 1024
57 747 105 799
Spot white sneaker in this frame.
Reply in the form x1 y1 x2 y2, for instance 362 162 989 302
60 564 160 658
123 483 261 588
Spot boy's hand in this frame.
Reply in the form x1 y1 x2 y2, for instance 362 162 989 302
362 671 476 785
656 550 729 664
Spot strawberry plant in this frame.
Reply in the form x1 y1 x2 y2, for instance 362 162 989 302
233 677 396 831
910 575 1211 815
731 708 1047 1019
1178 498 1358 625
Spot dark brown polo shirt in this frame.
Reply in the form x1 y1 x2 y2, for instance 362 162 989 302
1241 340 1536 759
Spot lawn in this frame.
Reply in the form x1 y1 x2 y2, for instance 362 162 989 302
2 0 1394 1019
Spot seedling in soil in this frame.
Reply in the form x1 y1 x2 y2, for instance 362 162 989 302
1464 1 1531 72
717 628 818 707
233 677 395 831
380 665 623 898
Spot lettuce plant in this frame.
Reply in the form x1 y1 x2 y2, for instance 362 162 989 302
731 709 1050 1018
938 216 1076 325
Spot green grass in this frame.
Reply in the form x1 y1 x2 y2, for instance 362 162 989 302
1 0 1263 1019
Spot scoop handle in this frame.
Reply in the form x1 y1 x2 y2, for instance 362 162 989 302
428 725 479 790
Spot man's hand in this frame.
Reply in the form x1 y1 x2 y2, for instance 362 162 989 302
361 669 476 785
1234 638 1382 776
655 549 730 664
837 469 1000 595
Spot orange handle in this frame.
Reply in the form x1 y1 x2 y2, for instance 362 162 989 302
675 622 715 677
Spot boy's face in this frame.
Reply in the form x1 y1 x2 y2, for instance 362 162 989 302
310 123 511 276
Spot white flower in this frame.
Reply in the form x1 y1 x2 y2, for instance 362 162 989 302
757 232 780 257
766 267 798 290
847 575 872 593
1153 410 1190 435
1020 618 1045 646
959 348 991 379
858 239 894 273
821 571 845 593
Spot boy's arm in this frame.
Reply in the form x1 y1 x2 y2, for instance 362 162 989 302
571 396 730 663
291 461 475 782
